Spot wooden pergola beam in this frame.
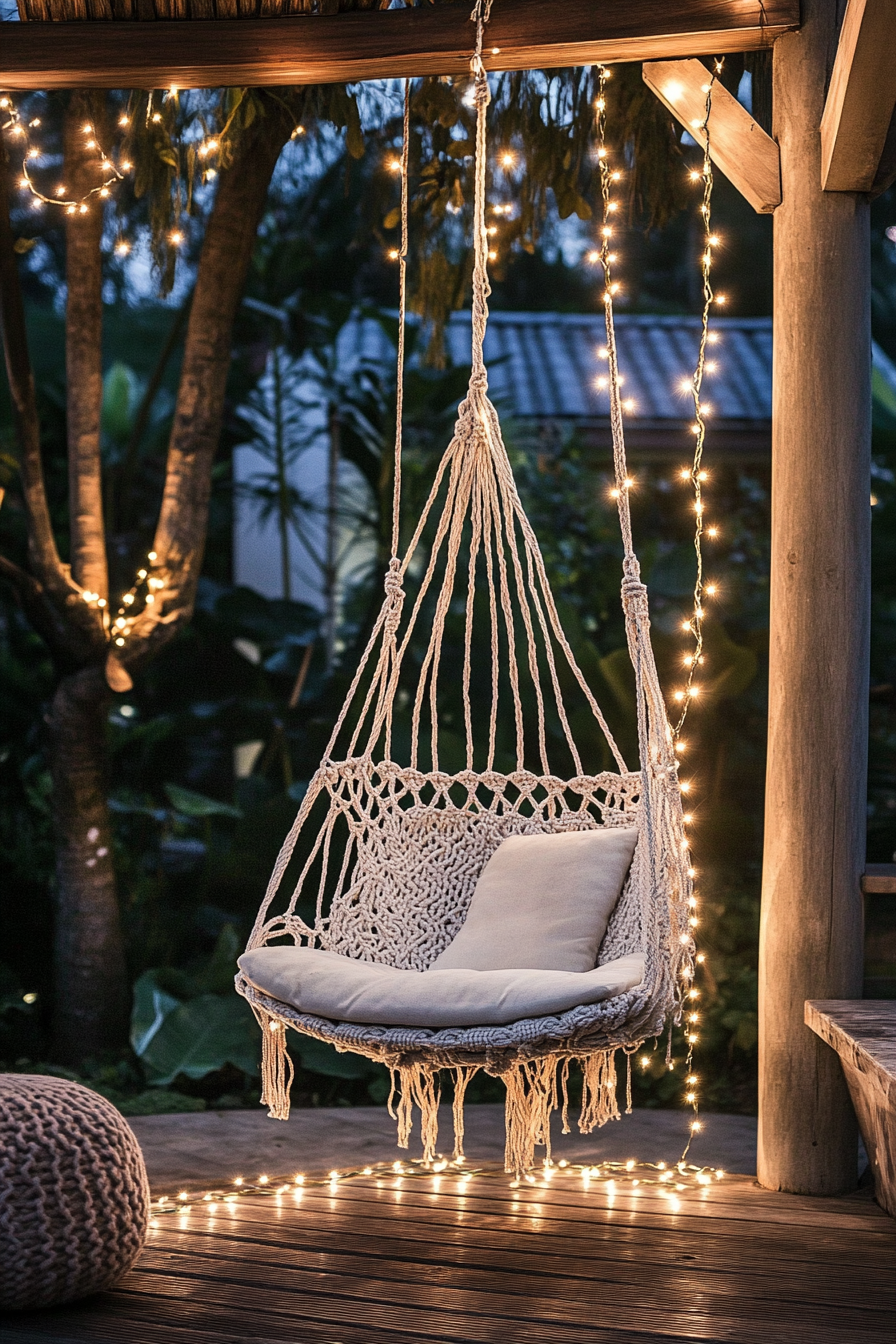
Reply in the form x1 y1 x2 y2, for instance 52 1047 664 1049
820 0 896 192
0 0 799 91
643 57 781 213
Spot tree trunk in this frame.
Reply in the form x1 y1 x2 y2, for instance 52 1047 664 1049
758 0 870 1195
143 107 296 649
3 97 297 1062
48 665 128 1061
64 91 109 602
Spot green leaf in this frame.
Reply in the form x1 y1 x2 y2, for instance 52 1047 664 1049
164 783 243 819
131 969 182 1057
0 451 18 490
345 100 365 160
191 924 243 995
139 993 260 1085
102 362 138 444
872 362 896 427
700 623 759 701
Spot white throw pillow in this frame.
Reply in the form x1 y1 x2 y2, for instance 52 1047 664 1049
238 946 645 1029
430 826 639 973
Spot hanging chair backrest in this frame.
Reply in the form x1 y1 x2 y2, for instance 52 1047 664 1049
319 762 645 970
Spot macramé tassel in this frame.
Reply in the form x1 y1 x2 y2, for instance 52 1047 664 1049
502 1056 560 1178
559 1058 572 1135
392 1064 442 1161
452 1066 478 1161
578 1050 620 1132
259 1016 294 1120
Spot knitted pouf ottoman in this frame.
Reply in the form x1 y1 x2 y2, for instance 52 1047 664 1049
0 1073 150 1310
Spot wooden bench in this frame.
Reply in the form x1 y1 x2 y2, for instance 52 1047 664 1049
806 999 896 1216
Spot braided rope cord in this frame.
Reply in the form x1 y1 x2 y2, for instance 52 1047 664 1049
238 8 693 1074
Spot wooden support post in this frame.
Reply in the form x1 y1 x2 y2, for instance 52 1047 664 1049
758 0 870 1196
643 58 781 213
820 0 896 192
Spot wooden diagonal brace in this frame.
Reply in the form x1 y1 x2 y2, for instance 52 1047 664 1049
643 57 781 213
820 0 896 193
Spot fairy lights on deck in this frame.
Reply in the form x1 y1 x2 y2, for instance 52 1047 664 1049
147 1153 725 1224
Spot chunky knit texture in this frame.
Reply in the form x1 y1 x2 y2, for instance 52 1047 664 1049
0 1074 149 1310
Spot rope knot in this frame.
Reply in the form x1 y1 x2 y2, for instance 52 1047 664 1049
621 575 649 615
473 72 491 108
383 559 406 639
384 558 404 599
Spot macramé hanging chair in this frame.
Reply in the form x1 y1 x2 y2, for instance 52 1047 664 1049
236 5 695 1177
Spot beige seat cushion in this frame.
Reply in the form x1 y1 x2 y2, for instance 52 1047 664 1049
238 946 645 1029
430 826 639 973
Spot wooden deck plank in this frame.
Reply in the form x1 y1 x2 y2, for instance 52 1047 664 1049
5 1290 708 1344
345 1170 892 1226
99 1265 896 1344
3 1172 893 1344
145 1230 895 1319
247 1176 893 1237
150 1217 895 1291
184 1185 894 1266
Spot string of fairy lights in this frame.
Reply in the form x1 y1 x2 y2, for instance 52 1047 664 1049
671 60 726 735
147 1153 725 1224
671 63 725 1157
0 92 129 215
592 62 728 1153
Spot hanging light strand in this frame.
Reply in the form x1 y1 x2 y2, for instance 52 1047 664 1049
675 60 724 1159
595 64 716 1153
673 63 723 734
0 92 129 215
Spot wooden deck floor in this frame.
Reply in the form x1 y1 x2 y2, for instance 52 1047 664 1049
4 1168 894 1343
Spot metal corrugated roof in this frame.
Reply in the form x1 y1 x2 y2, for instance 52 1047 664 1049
341 310 896 426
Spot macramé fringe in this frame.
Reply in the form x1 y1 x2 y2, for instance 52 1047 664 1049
257 1012 294 1121
385 1051 625 1178
578 1050 620 1132
452 1066 478 1161
258 1024 625 1176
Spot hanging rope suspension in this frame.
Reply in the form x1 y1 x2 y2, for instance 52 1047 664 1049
237 6 694 1178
